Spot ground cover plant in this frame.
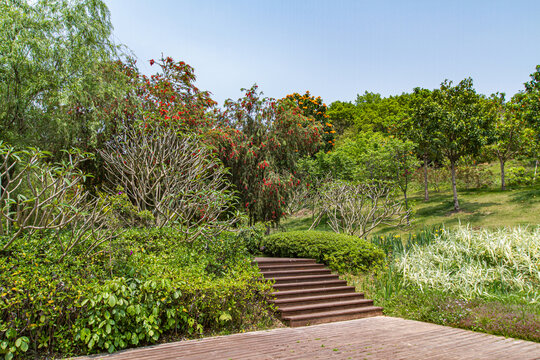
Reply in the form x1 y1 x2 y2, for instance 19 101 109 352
0 227 275 359
345 226 540 342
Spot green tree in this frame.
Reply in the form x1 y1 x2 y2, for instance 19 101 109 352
520 65 540 179
434 78 495 211
400 88 441 201
484 93 534 190
354 91 411 135
0 0 125 152
327 101 357 137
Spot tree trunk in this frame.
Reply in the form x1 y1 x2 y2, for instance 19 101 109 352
423 153 429 201
499 157 506 191
403 189 410 226
450 160 460 211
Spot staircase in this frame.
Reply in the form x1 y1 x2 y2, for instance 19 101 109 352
255 257 383 327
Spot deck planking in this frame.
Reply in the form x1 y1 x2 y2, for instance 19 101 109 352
72 316 540 360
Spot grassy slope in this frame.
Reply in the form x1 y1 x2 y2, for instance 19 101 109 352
280 161 540 237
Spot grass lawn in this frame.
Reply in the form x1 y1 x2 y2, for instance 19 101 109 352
279 183 540 237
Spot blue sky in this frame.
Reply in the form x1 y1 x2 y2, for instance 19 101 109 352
104 0 540 106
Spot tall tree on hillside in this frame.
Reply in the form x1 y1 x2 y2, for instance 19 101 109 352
327 101 357 137
354 91 411 135
400 88 441 201
520 65 540 179
0 0 128 153
434 78 495 211
484 93 534 190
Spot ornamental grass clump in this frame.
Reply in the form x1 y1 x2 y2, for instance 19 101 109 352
396 226 540 303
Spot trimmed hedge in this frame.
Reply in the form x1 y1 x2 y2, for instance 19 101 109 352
261 231 385 273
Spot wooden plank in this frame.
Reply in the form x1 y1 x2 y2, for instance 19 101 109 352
72 316 540 360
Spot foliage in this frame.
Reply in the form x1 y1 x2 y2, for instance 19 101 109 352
506 166 537 186
0 142 119 256
312 180 409 238
0 228 274 358
326 101 357 137
396 226 540 303
235 223 267 255
135 56 217 133
261 230 385 273
484 93 535 190
353 91 410 134
304 133 417 184
399 88 441 201
100 127 238 242
285 91 334 151
520 65 540 158
433 78 496 211
210 85 322 224
0 0 128 153
455 158 494 189
347 226 540 342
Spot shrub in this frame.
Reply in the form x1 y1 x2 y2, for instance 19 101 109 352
0 228 274 359
456 162 494 189
261 230 384 273
507 166 536 186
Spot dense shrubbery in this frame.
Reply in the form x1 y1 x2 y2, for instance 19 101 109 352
0 228 274 359
261 231 384 273
506 166 537 186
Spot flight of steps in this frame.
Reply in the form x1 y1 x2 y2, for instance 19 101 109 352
255 257 383 327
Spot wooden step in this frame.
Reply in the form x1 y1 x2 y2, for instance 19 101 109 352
280 299 374 317
273 279 348 291
258 263 326 271
261 268 332 278
254 257 316 266
272 286 357 299
270 292 365 307
254 257 382 327
283 306 383 327
270 274 339 284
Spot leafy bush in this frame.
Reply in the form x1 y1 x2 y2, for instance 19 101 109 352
0 228 274 359
507 166 536 186
235 223 267 255
456 161 494 189
261 231 384 273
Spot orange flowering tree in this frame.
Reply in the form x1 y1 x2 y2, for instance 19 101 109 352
285 92 335 151
209 85 323 224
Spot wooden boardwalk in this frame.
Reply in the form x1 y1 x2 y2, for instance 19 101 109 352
74 316 540 360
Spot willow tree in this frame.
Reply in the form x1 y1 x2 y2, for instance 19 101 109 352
0 0 127 153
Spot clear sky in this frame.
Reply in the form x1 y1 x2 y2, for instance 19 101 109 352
104 0 540 106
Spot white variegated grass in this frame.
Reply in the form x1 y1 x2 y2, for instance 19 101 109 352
396 226 540 303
